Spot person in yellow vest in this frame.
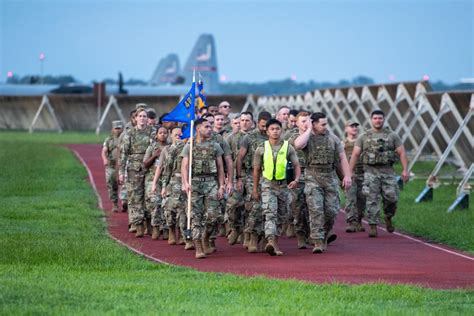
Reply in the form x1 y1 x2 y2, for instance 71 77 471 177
252 118 301 256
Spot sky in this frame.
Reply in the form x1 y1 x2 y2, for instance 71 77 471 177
0 0 472 84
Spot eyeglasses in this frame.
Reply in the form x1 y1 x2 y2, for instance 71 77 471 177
220 105 230 108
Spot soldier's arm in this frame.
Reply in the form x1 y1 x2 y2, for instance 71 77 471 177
181 156 190 193
216 155 225 199
101 145 108 166
119 134 130 182
349 146 362 174
294 121 312 149
339 151 352 191
396 145 410 182
252 149 262 201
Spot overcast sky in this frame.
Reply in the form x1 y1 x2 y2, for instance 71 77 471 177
1 0 472 84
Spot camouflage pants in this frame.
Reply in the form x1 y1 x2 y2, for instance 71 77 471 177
145 180 162 227
190 177 221 241
261 180 289 238
105 166 118 203
163 176 187 235
243 174 264 236
225 179 245 232
362 166 399 224
290 177 309 235
126 168 146 225
345 173 366 223
304 171 340 241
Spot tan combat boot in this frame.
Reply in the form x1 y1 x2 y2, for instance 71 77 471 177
112 201 119 213
369 224 377 237
168 225 176 245
356 221 366 232
325 230 337 246
312 239 324 253
385 216 395 233
162 228 169 240
151 226 160 240
184 240 195 250
128 224 137 233
135 223 144 238
121 201 128 212
177 234 185 245
265 236 283 256
202 234 216 255
296 232 307 249
286 223 296 238
247 233 258 253
194 240 206 259
345 221 358 233
242 232 251 249
228 229 239 245
144 219 152 236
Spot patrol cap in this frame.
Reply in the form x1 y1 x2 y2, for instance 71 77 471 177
147 108 157 119
135 103 148 111
345 119 360 127
112 120 123 129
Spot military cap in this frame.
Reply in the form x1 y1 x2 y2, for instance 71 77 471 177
112 120 123 129
135 103 148 111
345 119 360 127
147 108 157 119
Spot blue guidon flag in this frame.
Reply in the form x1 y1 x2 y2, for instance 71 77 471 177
162 81 196 123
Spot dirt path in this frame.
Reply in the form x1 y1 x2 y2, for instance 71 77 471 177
68 144 474 289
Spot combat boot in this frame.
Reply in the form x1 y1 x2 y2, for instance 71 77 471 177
128 224 137 233
228 229 240 245
135 223 144 238
312 239 324 253
385 216 395 233
162 228 169 240
345 221 358 233
243 232 251 249
217 224 226 237
112 201 119 213
202 235 216 255
247 233 258 253
356 221 366 232
325 230 337 246
121 201 128 212
265 236 283 256
369 224 378 237
286 223 296 238
144 219 152 236
194 240 206 259
209 239 217 252
151 226 160 240
168 225 176 245
257 235 266 252
296 232 307 249
184 240 195 250
177 234 185 245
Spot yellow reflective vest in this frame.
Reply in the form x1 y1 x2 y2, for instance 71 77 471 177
263 140 289 181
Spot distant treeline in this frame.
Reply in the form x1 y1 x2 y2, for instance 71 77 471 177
6 74 473 93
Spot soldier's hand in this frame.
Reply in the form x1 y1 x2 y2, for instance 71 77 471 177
401 170 410 183
103 160 108 167
182 183 191 194
236 178 244 192
217 186 225 200
151 183 156 193
287 180 298 190
119 175 124 185
252 189 260 201
226 183 233 197
342 176 352 191
161 187 167 199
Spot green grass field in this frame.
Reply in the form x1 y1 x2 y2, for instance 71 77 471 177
0 131 473 315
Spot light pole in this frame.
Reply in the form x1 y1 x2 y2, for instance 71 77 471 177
39 53 45 84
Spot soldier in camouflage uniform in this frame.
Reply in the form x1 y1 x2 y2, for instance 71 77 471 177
143 126 169 238
225 111 253 245
181 118 225 259
294 112 352 253
350 110 409 237
101 120 124 212
236 111 272 251
156 127 193 249
218 101 233 135
119 107 155 237
287 112 311 248
343 120 366 233
253 119 301 256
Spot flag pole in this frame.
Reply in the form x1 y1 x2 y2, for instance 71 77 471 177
186 70 196 238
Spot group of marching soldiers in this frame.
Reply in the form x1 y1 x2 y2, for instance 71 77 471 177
102 101 409 259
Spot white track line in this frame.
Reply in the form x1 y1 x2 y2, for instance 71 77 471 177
70 147 169 265
72 146 474 262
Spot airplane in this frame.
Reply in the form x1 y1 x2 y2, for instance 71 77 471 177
0 34 221 96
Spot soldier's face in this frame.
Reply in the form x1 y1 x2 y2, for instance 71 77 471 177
345 124 359 137
214 115 224 128
171 128 182 142
371 114 385 130
199 121 213 138
266 124 282 140
208 106 218 115
136 110 148 128
219 103 231 115
147 118 156 126
312 118 328 135
113 127 123 136
232 118 240 132
156 127 168 143
297 116 309 132
277 108 289 123
240 114 253 132
288 115 297 128
257 119 267 133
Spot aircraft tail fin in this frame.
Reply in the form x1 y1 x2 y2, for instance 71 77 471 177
150 54 180 85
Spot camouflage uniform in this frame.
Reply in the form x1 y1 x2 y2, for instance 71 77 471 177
103 134 120 205
118 122 133 206
239 129 268 237
344 138 366 224
303 132 344 241
119 126 154 226
224 130 247 235
253 140 299 239
356 128 401 224
161 140 187 238
287 130 310 237
143 141 167 227
180 140 224 241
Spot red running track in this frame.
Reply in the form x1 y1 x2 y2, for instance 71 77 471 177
67 144 474 289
